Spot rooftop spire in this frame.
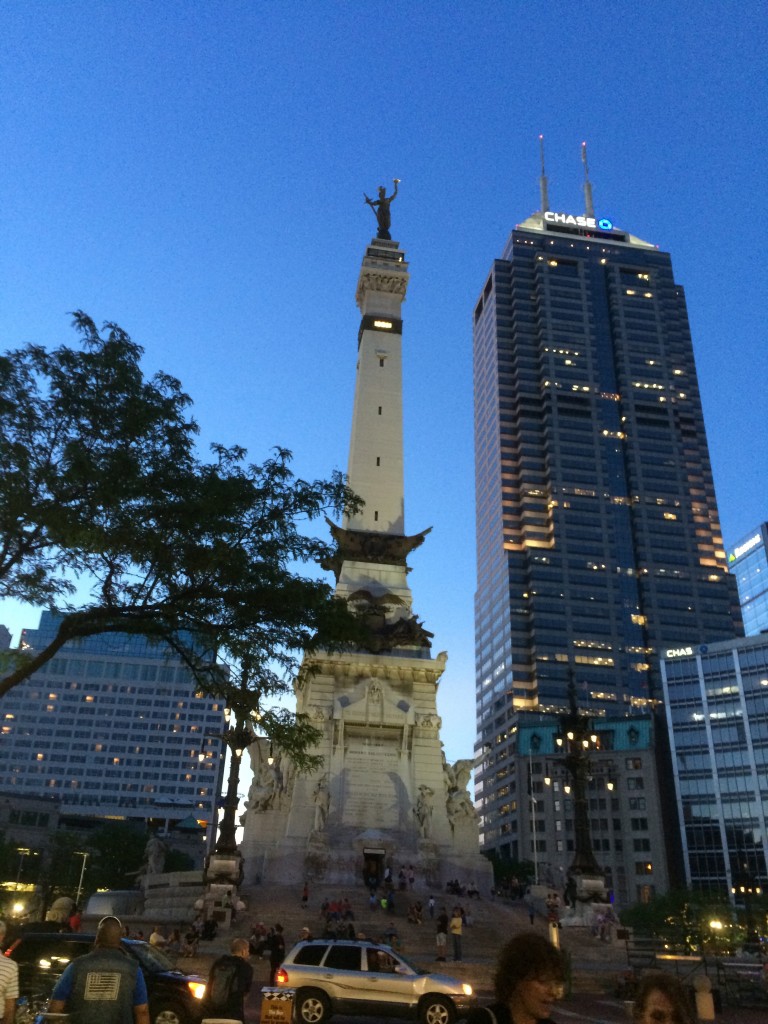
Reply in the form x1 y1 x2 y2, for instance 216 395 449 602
581 141 595 219
538 134 550 213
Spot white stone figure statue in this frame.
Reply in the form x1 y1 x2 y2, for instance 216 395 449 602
414 784 434 838
313 774 331 832
247 758 282 812
144 834 167 875
443 755 478 827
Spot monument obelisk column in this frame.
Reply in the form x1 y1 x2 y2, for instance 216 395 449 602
240 185 491 893
335 229 416 613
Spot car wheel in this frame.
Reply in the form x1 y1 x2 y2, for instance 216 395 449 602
420 995 455 1024
152 1003 186 1024
295 988 331 1024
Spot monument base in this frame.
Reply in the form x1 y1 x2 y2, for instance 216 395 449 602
560 873 609 927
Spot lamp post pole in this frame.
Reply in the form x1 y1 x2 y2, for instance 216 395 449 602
74 851 89 906
560 680 603 883
15 847 31 889
528 751 539 886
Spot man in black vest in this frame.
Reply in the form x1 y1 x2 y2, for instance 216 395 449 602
49 916 149 1024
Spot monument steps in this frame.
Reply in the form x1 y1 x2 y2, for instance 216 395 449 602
234 882 624 994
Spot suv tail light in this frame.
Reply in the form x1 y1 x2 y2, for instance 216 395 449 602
275 967 289 985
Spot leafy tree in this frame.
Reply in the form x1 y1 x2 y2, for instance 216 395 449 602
481 850 536 890
37 830 90 910
164 848 194 873
0 311 197 616
619 888 735 953
0 315 364 717
0 830 20 882
87 822 149 892
1 314 369 855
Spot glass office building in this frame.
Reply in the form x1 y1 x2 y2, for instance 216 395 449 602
0 612 226 845
661 635 768 897
728 523 768 636
473 209 742 857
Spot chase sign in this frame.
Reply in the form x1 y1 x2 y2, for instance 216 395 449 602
545 211 614 231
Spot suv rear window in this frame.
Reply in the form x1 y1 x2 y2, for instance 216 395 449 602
294 945 328 966
324 945 362 971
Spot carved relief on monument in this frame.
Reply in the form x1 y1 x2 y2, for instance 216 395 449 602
442 753 478 828
355 271 408 304
242 745 293 819
413 784 434 838
341 732 403 829
320 521 431 578
312 774 331 832
415 712 442 734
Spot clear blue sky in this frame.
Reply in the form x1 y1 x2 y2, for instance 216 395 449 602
1 1 766 763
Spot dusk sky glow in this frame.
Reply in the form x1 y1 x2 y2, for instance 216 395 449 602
1 1 766 762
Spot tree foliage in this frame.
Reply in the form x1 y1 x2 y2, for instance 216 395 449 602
0 314 365 762
619 888 735 952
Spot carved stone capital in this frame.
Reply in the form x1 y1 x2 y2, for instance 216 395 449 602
356 270 408 306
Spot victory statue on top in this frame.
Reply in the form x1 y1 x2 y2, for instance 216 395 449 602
364 179 400 239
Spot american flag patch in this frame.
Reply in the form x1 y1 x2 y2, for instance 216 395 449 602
83 971 121 1000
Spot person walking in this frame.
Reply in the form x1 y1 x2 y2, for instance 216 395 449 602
268 923 286 986
435 909 448 962
466 932 565 1024
48 915 149 1024
449 907 463 962
202 936 253 1021
0 921 19 1024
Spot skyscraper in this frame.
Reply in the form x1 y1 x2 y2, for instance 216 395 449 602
0 612 226 852
473 189 742 858
728 523 768 635
661 635 768 897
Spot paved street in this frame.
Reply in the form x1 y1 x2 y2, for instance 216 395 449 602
239 986 768 1024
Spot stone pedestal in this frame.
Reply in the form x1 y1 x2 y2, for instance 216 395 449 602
560 873 609 927
133 870 207 924
240 650 492 893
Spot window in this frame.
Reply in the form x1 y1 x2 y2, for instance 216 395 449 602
325 945 362 970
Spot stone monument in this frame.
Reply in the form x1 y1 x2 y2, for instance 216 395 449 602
240 195 491 893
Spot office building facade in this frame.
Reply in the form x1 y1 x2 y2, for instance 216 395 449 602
515 714 669 905
473 207 742 860
0 612 226 851
660 635 768 899
728 523 768 636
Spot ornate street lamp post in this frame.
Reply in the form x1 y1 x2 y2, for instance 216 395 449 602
555 680 607 908
215 713 254 856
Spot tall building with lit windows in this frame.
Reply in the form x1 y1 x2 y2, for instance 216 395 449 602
0 611 226 853
727 522 768 636
472 203 743 865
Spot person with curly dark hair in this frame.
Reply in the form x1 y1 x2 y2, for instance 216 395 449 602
466 932 565 1024
632 972 695 1024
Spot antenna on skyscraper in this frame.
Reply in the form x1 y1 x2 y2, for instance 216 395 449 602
539 134 550 213
581 141 595 218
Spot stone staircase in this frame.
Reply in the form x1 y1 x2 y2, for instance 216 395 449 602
232 881 626 996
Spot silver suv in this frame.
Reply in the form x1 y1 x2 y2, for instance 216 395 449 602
274 939 475 1024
